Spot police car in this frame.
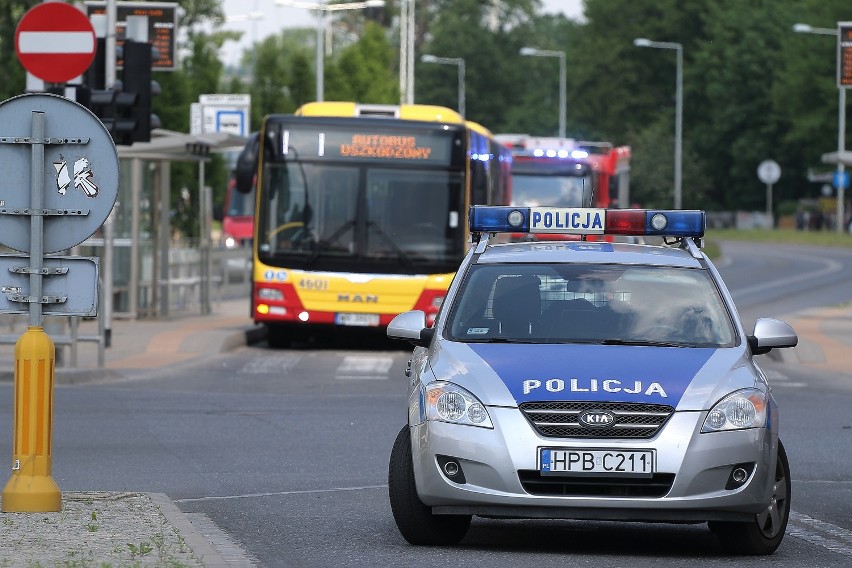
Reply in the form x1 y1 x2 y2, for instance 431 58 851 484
387 206 798 555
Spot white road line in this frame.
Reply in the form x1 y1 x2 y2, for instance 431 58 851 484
174 484 388 503
788 510 852 558
728 252 843 299
239 354 301 374
336 355 393 380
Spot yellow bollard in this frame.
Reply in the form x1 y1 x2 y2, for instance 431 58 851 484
2 326 61 512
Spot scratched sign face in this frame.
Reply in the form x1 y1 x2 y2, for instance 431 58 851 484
0 93 119 254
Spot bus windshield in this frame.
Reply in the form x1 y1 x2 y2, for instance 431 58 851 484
257 161 464 271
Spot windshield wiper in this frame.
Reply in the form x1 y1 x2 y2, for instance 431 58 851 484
600 338 685 348
367 221 414 267
306 219 355 265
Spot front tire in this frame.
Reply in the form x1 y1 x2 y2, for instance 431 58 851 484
710 440 791 555
387 425 471 545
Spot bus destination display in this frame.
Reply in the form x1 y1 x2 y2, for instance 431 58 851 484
282 126 457 165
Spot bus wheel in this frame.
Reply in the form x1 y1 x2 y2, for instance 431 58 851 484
266 324 291 349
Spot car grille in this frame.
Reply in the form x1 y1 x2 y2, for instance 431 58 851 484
519 401 674 438
518 470 675 498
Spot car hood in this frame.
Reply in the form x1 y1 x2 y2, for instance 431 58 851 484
427 341 763 411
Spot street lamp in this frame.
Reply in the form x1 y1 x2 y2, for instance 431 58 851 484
519 47 566 138
634 37 683 210
793 22 847 234
275 0 385 102
421 54 465 116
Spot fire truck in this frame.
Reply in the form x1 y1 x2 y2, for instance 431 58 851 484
495 134 630 208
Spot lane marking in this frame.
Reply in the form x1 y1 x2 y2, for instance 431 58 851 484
336 355 393 380
788 510 852 558
727 251 843 299
175 484 387 503
239 354 301 374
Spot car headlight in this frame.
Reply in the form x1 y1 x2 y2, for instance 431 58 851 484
425 382 493 429
701 388 767 433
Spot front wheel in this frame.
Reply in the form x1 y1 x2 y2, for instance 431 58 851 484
387 425 471 545
709 440 791 555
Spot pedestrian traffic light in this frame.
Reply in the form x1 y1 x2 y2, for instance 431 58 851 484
122 39 160 143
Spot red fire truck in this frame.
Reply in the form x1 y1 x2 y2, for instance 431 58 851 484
495 134 630 205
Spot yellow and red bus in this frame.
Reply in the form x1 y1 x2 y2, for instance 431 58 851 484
235 102 512 347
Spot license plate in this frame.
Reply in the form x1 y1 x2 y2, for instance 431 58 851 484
539 448 654 477
335 313 380 327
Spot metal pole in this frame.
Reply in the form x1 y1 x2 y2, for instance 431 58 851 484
316 3 324 101
28 112 44 328
558 53 566 138
399 0 407 104
406 0 415 104
837 87 846 233
458 59 465 117
675 44 683 209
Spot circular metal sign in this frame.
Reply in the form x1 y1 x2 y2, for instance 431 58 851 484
0 93 119 254
14 2 97 84
757 159 781 185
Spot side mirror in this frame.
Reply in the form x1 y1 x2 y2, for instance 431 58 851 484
235 132 259 194
387 310 434 348
747 318 798 355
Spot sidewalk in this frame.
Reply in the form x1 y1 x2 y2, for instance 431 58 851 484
0 299 850 566
0 299 263 567
0 298 265 384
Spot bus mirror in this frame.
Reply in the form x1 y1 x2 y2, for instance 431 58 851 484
236 133 259 194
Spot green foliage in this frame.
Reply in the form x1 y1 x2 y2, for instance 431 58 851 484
326 22 398 103
0 0 37 101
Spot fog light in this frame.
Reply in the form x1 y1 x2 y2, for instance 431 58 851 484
436 455 466 484
725 463 755 490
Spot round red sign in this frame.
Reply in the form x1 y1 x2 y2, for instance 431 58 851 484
15 2 96 84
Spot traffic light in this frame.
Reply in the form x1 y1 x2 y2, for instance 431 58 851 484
82 37 137 146
122 40 160 143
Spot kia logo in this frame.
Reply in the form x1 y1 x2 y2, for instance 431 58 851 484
578 410 615 428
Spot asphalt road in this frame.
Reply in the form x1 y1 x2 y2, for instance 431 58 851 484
2 240 852 567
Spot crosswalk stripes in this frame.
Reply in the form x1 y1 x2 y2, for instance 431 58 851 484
336 355 394 380
763 367 807 388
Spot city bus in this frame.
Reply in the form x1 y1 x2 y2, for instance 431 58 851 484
494 134 630 240
235 102 512 347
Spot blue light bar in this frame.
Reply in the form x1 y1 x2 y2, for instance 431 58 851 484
469 206 530 232
469 206 705 237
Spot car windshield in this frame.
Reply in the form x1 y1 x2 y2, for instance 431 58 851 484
446 263 737 347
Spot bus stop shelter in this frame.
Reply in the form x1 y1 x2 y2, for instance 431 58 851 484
100 129 248 322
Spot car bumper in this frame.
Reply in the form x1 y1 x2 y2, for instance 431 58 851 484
411 407 777 523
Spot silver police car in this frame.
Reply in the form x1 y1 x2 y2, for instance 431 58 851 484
387 206 798 555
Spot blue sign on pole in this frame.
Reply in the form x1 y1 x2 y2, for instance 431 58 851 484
833 170 849 190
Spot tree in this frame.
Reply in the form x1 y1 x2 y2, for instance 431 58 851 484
0 0 37 101
325 22 398 103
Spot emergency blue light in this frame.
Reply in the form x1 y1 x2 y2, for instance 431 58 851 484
469 206 705 237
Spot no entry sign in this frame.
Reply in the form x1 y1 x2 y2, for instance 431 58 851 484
15 2 96 84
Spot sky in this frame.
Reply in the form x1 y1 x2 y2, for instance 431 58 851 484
219 0 585 67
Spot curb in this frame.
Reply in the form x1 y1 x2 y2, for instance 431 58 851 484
149 493 232 567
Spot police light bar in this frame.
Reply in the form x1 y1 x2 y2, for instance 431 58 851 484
469 206 705 237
